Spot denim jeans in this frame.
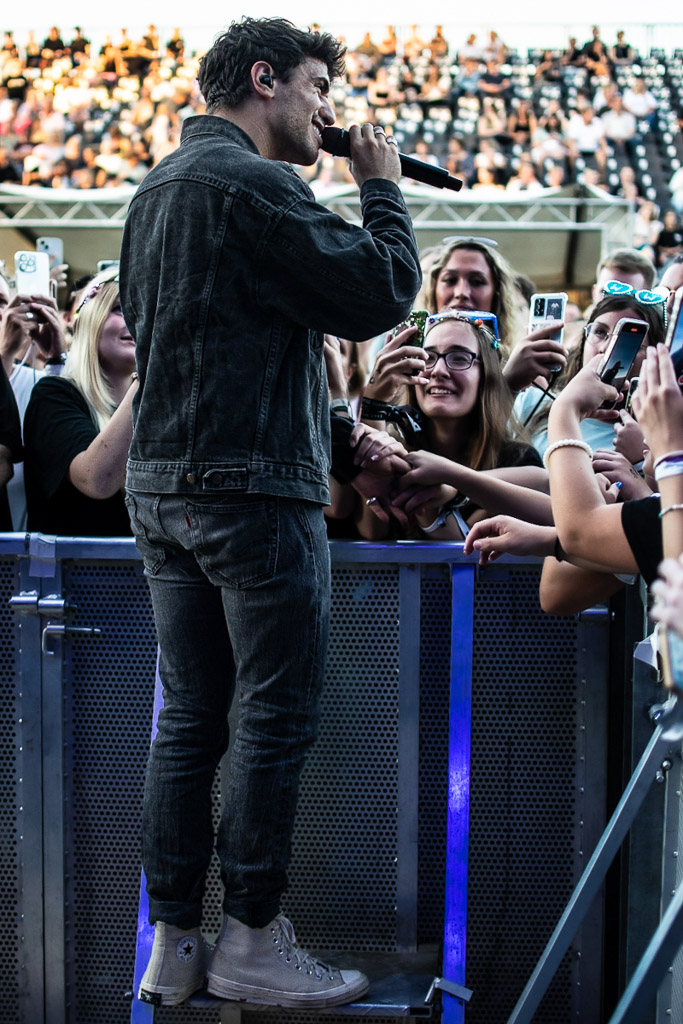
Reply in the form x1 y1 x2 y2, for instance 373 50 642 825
125 490 331 929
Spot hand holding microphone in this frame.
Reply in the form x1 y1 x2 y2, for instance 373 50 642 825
321 125 463 192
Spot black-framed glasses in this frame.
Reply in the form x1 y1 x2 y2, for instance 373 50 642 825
424 348 481 371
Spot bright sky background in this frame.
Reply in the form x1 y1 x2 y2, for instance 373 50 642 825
5 6 683 60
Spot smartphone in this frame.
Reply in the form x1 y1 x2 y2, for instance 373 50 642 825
598 317 649 406
97 259 119 274
14 250 51 296
659 624 683 695
665 286 683 387
528 292 568 344
395 309 428 347
37 236 64 270
625 376 639 415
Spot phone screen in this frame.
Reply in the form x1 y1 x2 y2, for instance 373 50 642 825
599 320 648 394
668 301 683 385
529 293 567 342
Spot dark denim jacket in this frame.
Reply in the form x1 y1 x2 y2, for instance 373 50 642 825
120 116 421 504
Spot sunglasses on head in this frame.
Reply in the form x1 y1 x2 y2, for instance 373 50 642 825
426 309 500 349
602 279 668 307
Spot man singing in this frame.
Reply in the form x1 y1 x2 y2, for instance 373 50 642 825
119 16 420 1010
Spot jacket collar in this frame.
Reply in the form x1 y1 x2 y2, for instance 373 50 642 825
180 115 260 155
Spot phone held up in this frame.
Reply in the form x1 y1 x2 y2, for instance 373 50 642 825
14 250 52 298
528 292 568 344
665 286 683 388
597 317 649 408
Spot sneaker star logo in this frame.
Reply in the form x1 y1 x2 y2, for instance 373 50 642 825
176 936 198 963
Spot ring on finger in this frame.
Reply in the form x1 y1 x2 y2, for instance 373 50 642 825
25 311 35 320
386 137 398 146
365 496 378 506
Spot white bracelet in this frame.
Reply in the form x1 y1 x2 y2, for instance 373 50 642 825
655 461 683 481
421 510 447 534
543 438 593 469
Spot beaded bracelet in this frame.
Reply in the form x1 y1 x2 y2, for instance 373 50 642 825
543 438 593 470
659 504 683 519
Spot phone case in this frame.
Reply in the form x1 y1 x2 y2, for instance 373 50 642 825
14 250 51 297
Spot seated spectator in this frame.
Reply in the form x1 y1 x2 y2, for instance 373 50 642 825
479 59 511 102
473 139 508 184
377 26 398 61
623 77 657 129
533 50 564 89
483 31 507 65
582 26 611 78
166 28 185 62
69 27 90 64
654 210 683 268
633 200 663 256
41 26 66 62
610 31 634 66
443 137 475 182
506 156 543 194
403 26 427 61
567 105 607 175
428 27 449 61
458 33 484 65
507 99 537 148
562 37 585 68
601 94 637 152
23 267 137 536
453 57 481 101
477 97 507 142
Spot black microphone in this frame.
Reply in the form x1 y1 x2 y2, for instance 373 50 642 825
321 126 463 192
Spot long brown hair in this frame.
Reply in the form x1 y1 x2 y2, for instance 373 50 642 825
404 314 516 471
423 239 523 354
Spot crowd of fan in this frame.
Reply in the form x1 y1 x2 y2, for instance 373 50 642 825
1 21 683 639
1 23 683 260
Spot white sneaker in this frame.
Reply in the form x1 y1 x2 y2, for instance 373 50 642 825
206 914 369 1008
138 922 210 1006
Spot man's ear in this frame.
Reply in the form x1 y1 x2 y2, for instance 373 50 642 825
252 62 275 96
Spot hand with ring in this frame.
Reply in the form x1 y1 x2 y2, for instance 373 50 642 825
346 122 402 188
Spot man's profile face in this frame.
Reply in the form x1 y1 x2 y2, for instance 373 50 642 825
269 58 335 166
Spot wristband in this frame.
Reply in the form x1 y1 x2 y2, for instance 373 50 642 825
421 508 448 534
543 438 593 469
330 397 353 418
554 536 565 562
653 450 683 471
659 504 683 519
45 353 66 365
654 460 683 482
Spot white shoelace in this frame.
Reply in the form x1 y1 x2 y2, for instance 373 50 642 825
271 916 336 981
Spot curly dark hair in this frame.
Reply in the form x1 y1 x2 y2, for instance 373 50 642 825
198 17 346 112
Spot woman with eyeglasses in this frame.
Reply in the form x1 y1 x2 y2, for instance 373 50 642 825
23 266 138 535
357 311 550 540
516 291 665 476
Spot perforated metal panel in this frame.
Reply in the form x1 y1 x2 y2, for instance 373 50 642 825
418 565 589 1024
4 544 613 1024
0 558 21 1024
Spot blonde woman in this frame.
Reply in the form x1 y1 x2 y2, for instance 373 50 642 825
23 267 138 535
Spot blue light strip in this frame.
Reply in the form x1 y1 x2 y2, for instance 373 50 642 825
130 649 164 1024
442 564 475 1024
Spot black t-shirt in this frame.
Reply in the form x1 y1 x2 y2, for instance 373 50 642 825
621 495 662 585
0 368 22 531
23 376 131 537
